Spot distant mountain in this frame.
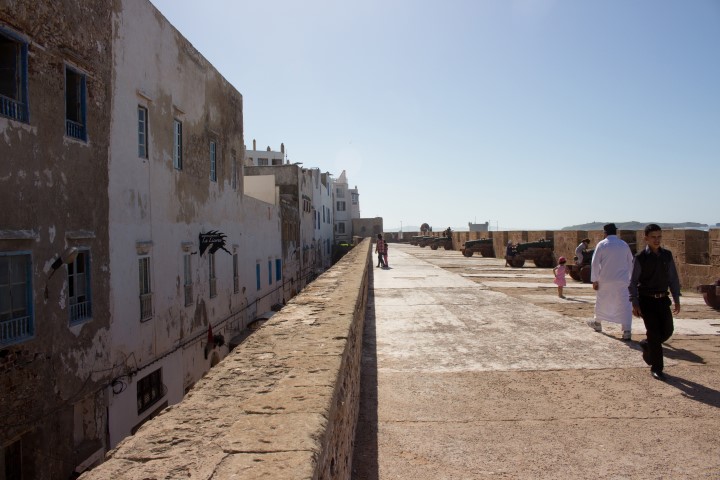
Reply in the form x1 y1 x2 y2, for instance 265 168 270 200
562 221 709 231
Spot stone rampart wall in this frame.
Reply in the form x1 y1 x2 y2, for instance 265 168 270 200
80 238 372 480
408 229 720 289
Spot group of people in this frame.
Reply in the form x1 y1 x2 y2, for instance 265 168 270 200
554 223 680 381
375 234 389 268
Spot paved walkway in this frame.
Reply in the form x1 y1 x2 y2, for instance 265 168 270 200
353 244 720 479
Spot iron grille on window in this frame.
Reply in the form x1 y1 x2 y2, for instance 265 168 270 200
137 368 165 414
0 253 33 346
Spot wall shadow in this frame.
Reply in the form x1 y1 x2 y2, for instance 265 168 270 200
351 267 379 480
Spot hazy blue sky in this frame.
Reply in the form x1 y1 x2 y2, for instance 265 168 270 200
150 0 719 231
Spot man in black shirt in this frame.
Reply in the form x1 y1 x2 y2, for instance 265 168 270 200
629 224 681 381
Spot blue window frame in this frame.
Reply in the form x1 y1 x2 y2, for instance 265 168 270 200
0 29 29 123
65 66 87 141
275 259 282 282
138 106 148 158
255 263 261 291
0 252 33 346
173 119 182 170
210 141 217 182
268 260 272 285
68 249 92 325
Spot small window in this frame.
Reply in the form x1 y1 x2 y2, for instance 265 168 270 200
0 252 33 346
137 368 164 414
209 254 217 298
255 263 260 291
138 106 148 158
65 66 87 141
68 250 92 324
268 260 272 285
231 152 237 190
337 222 346 234
210 141 217 182
183 254 193 306
351 192 359 205
275 259 282 282
272 158 283 165
232 253 239 294
257 158 268 166
337 201 346 211
173 119 182 170
336 188 345 198
0 30 29 123
138 257 152 321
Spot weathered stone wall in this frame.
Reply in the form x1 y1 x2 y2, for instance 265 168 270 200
80 239 372 480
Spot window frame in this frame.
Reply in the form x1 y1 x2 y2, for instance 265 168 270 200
173 119 183 170
137 368 165 414
183 254 193 307
0 28 30 123
209 140 217 182
68 249 92 325
138 256 153 321
138 105 148 158
0 251 34 347
65 65 87 141
232 253 239 294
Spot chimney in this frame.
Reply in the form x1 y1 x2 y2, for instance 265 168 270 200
281 143 285 154
252 139 256 150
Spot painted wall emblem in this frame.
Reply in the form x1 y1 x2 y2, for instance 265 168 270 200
199 230 231 256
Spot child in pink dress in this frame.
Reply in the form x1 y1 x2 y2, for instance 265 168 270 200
553 256 568 298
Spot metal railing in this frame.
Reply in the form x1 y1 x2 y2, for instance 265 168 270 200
66 119 86 140
0 95 27 122
140 293 153 321
70 300 92 324
0 315 33 346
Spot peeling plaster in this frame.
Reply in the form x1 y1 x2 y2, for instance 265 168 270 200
49 225 56 243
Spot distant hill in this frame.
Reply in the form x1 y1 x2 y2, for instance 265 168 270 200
562 221 708 231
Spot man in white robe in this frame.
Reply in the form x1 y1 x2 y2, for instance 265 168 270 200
587 223 634 340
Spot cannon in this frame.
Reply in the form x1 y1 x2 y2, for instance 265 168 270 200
697 279 720 310
507 239 555 268
567 249 594 283
430 236 453 250
418 236 435 248
461 238 494 257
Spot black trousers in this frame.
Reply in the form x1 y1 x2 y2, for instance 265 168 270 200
639 296 674 372
377 252 385 266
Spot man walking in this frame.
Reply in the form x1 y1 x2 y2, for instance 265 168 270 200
587 223 633 340
629 224 681 381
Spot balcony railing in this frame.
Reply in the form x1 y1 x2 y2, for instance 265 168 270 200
0 94 28 122
70 300 92 324
140 293 153 321
1 315 33 346
184 284 193 306
233 276 239 294
66 119 86 141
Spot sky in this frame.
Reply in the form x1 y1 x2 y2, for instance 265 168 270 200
149 0 719 231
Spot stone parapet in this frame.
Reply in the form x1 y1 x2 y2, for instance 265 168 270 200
80 239 372 480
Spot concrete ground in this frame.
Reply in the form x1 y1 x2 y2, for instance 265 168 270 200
352 243 720 480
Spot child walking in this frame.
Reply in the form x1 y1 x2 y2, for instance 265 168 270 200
553 256 568 298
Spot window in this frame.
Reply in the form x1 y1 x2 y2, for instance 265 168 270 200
173 119 182 170
1 438 22 480
351 192 359 205
337 222 346 234
209 254 217 298
65 66 87 141
138 106 148 158
0 253 33 346
184 254 192 306
0 30 29 122
210 141 217 182
231 152 237 190
137 368 164 414
271 158 283 165
268 260 272 285
138 257 152 321
275 259 282 282
336 188 344 198
257 158 268 166
255 263 260 291
68 250 91 324
233 253 239 294
337 201 346 211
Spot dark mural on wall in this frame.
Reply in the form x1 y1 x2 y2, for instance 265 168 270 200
199 230 231 256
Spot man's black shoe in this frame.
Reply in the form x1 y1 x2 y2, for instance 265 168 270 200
651 371 666 381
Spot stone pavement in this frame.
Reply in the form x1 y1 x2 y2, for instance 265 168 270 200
353 244 720 479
